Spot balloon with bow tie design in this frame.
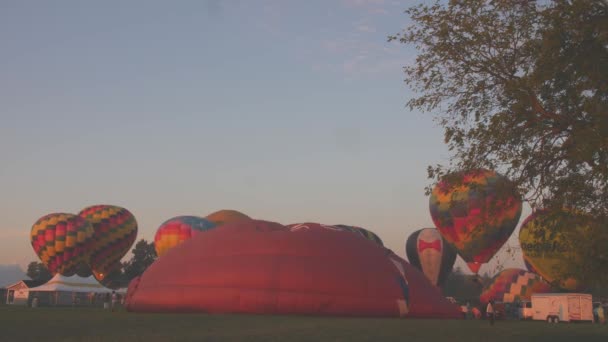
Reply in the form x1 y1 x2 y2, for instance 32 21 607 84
406 228 457 288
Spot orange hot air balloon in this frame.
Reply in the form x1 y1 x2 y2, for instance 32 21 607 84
205 209 251 226
30 213 94 276
429 169 522 273
78 205 138 289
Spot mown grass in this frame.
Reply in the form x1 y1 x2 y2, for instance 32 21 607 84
1 306 606 342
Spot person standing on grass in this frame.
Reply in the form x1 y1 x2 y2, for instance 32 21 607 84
104 292 110 310
111 291 118 312
486 300 495 326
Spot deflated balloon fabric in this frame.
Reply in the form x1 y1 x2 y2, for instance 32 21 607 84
126 220 461 318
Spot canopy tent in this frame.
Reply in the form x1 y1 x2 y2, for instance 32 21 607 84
30 274 112 293
29 274 126 307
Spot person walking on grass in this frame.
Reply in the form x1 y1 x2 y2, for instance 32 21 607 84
486 300 495 326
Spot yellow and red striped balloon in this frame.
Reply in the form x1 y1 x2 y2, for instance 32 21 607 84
30 213 94 276
78 205 137 288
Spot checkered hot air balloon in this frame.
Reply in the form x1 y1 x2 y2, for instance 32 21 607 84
429 169 522 274
154 216 216 257
78 205 137 289
479 268 552 304
30 213 94 276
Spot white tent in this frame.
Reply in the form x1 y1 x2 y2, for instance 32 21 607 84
29 274 125 306
30 274 112 293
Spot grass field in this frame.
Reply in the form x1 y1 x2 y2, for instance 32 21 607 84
1 306 606 342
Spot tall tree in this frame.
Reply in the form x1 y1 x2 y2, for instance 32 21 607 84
26 262 52 282
391 0 607 285
122 239 157 283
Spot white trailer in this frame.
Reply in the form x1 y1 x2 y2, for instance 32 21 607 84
531 293 593 323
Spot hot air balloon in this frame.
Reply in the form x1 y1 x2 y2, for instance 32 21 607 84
205 209 250 226
126 220 462 318
78 205 138 289
429 169 522 273
154 216 216 257
519 210 587 290
30 213 94 276
333 224 384 247
479 268 552 304
406 228 456 287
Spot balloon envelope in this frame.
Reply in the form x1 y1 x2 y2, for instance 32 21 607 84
479 268 552 304
519 211 586 290
78 205 138 288
333 224 384 247
429 169 522 273
126 220 461 318
205 209 251 226
154 216 216 257
406 228 456 287
30 213 94 276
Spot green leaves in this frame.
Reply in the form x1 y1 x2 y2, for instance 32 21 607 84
394 0 608 287
395 0 607 212
26 262 52 282
121 239 157 285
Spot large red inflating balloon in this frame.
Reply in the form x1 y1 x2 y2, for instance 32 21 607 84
126 220 461 318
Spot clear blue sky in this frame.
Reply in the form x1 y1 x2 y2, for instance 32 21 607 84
0 0 526 274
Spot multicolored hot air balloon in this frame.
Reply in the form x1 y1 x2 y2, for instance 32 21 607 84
519 210 587 291
78 205 138 289
333 224 384 247
479 268 552 304
406 228 456 288
205 209 251 226
154 216 216 257
429 169 522 274
30 213 94 276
